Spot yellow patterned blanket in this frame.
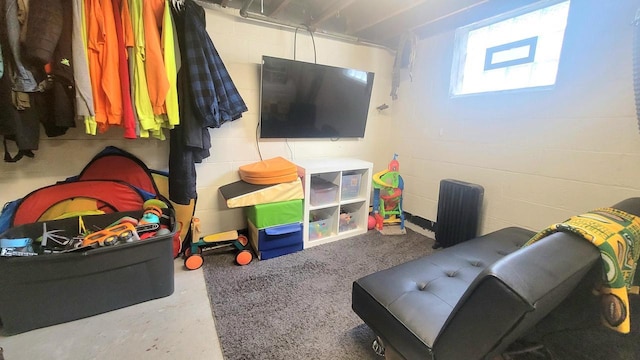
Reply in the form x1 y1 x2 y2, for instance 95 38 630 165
524 207 640 334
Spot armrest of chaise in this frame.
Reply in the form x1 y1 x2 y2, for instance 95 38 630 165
433 231 600 359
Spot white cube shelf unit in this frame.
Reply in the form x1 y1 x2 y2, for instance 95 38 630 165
296 158 373 249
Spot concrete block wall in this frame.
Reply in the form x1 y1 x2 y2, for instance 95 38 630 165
0 4 395 237
394 0 640 234
3 0 639 239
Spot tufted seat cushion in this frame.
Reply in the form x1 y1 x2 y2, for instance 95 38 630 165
353 198 640 359
352 226 605 359
354 227 533 348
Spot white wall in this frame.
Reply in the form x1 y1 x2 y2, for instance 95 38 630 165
394 0 640 233
5 1 636 238
0 4 395 237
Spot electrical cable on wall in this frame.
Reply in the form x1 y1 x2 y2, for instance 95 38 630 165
255 121 263 161
633 8 640 132
293 26 317 64
308 27 317 64
390 31 417 101
294 27 299 60
286 139 293 160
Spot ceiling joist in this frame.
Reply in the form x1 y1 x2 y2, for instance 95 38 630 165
309 0 358 28
348 0 427 34
268 0 292 17
202 0 542 49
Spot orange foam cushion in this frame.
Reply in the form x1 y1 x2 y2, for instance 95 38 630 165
239 157 298 185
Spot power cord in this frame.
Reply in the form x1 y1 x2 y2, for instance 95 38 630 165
287 24 320 157
293 26 317 64
255 120 263 161
294 27 299 60
285 139 293 160
307 26 317 64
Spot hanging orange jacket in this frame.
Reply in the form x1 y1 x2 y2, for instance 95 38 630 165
121 0 134 50
111 0 136 139
85 0 106 127
86 0 123 133
142 0 169 116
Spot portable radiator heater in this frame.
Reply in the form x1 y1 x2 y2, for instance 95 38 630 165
434 179 484 249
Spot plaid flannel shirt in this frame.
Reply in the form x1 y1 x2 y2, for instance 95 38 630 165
182 0 247 128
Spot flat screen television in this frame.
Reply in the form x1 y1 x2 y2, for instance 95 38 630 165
259 56 375 139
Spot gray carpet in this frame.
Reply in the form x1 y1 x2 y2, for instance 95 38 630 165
510 283 640 360
202 228 435 360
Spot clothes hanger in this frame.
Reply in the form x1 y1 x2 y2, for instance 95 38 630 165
171 0 185 11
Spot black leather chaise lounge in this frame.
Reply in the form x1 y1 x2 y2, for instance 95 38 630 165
352 198 640 360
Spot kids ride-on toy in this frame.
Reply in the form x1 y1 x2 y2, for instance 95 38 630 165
184 218 253 270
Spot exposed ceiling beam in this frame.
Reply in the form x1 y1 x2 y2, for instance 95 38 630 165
363 0 538 46
348 0 427 34
338 0 482 47
411 0 541 40
268 0 292 17
309 0 358 27
408 0 489 33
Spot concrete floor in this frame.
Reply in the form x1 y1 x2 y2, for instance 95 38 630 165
0 260 225 360
0 223 430 360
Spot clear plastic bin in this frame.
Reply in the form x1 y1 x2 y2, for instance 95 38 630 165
309 216 333 240
339 211 358 232
310 178 338 206
341 173 362 200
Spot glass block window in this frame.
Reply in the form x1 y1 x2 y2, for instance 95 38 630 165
450 0 571 96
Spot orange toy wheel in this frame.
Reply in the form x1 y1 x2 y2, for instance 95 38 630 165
235 250 253 266
184 246 202 258
184 254 204 270
237 234 249 247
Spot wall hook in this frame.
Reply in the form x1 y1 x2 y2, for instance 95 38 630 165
376 103 389 111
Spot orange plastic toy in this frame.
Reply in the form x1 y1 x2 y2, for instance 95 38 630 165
184 218 253 270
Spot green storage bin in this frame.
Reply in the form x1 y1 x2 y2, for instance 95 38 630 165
245 199 303 229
